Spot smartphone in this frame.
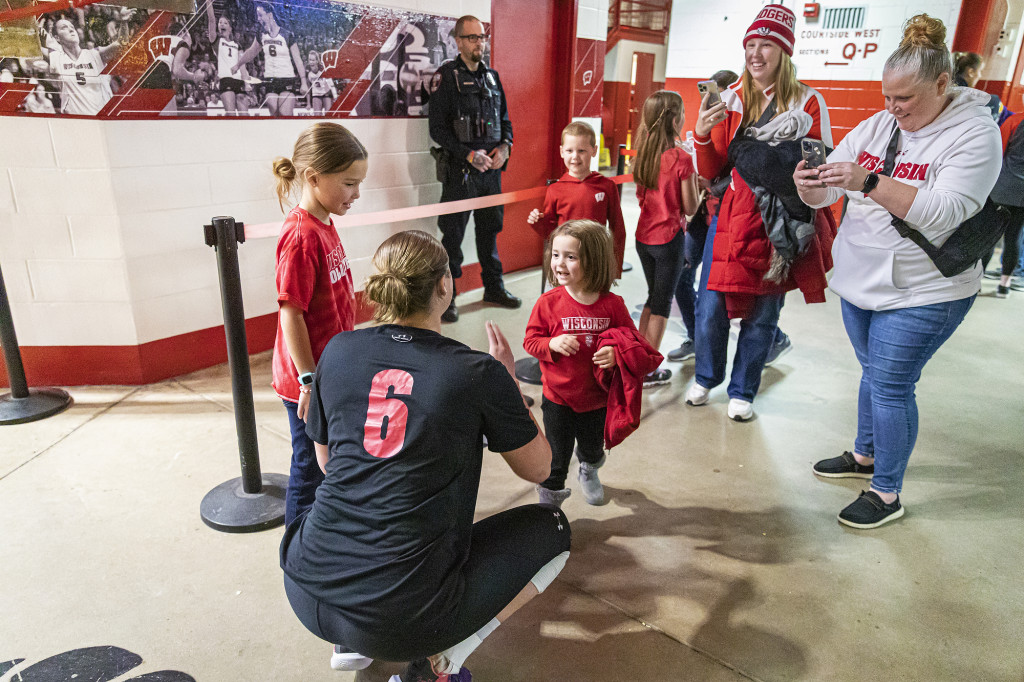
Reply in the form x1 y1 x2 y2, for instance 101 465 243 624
697 80 721 107
801 138 827 169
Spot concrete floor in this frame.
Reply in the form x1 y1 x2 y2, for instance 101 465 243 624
3 189 1023 681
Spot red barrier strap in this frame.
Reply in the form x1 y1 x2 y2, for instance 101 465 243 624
244 173 633 240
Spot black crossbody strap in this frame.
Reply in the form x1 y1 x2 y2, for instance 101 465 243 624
878 120 941 257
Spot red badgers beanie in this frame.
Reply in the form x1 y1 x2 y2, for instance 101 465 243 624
743 4 796 57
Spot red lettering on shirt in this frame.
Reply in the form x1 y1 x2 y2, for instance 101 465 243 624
857 151 882 172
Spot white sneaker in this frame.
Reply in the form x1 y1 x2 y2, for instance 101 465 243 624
727 398 754 422
331 645 372 671
685 383 710 406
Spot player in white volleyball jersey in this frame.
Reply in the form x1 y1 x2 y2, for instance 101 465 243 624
206 0 249 115
305 50 336 117
44 18 120 115
233 1 307 117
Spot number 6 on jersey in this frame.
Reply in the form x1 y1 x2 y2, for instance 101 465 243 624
363 369 414 458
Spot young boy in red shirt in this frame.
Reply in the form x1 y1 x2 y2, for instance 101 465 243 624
528 121 626 276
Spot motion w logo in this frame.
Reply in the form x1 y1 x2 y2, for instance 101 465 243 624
148 35 179 63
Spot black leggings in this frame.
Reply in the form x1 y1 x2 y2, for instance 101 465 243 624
540 397 605 490
283 504 571 661
636 230 685 317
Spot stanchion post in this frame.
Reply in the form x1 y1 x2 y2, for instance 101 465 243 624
206 216 262 494
200 216 287 533
0 263 72 425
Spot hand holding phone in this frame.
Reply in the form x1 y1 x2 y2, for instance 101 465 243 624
801 139 827 170
697 80 721 107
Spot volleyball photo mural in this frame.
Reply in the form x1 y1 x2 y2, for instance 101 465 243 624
0 0 467 118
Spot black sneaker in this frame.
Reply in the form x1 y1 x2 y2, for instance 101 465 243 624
642 368 672 387
996 284 1010 298
838 490 904 529
441 301 459 323
667 339 695 361
813 451 874 479
482 287 522 309
983 267 1002 280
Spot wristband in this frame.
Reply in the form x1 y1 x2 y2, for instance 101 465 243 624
299 386 311 394
298 371 315 386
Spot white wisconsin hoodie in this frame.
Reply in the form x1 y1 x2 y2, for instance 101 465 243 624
808 87 1001 311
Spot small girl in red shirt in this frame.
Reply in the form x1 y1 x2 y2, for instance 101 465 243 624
271 122 368 527
633 90 700 387
524 220 635 508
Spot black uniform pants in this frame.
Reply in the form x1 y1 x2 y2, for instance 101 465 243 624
438 166 505 291
283 504 570 661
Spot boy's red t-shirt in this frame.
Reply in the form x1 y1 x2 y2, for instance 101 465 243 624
531 171 626 275
635 147 695 246
272 207 355 402
523 286 635 413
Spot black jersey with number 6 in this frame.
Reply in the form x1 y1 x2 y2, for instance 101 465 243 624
280 324 537 637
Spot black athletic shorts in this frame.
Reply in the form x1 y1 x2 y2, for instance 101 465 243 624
283 503 571 661
265 77 298 95
219 77 245 94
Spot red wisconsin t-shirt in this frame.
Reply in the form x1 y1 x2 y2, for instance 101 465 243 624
523 286 635 413
272 207 355 402
532 172 627 274
635 146 695 245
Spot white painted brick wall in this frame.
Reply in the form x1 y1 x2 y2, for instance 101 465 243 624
0 0 500 350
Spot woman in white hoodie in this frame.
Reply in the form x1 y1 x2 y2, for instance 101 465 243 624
793 14 1001 529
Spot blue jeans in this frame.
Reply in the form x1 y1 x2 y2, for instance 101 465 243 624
283 399 324 526
840 296 975 494
694 217 785 402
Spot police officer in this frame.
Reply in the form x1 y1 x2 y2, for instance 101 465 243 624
429 15 519 323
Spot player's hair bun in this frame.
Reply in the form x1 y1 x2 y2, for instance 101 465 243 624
365 271 414 320
272 156 296 181
900 14 946 50
366 231 450 324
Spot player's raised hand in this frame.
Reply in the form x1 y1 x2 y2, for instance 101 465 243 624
486 320 515 377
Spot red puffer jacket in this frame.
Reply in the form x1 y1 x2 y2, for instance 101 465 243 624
695 80 836 317
710 172 836 317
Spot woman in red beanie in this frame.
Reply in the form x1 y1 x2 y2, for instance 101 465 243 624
687 4 835 422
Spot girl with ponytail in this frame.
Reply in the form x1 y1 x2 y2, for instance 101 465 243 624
632 90 699 387
269 122 368 528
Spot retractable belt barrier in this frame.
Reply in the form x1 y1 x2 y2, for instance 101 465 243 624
243 173 633 240
201 171 633 532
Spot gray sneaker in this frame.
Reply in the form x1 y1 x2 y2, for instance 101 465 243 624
537 485 571 508
577 453 607 505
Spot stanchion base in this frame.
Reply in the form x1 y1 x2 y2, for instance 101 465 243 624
515 357 543 385
621 261 634 272
200 473 288 533
0 387 72 425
